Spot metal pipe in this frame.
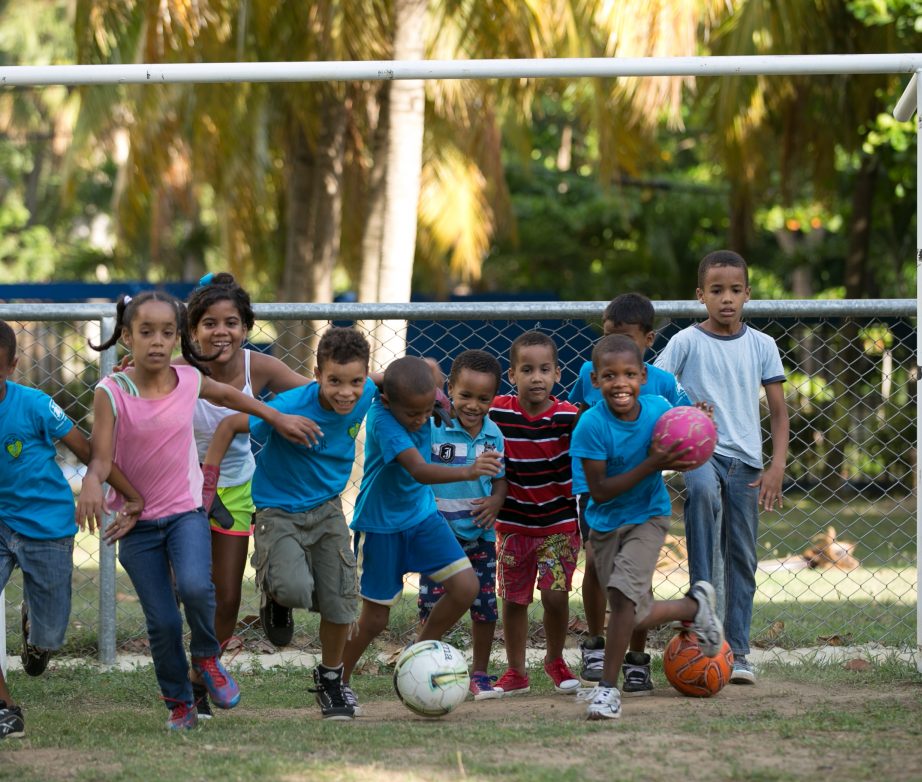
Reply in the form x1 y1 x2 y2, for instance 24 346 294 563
97 317 117 667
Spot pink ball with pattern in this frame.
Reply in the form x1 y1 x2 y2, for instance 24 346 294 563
652 406 717 471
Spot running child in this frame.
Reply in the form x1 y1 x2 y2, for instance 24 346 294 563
655 250 789 684
341 356 503 713
0 319 142 739
571 334 724 720
79 291 317 731
419 349 507 701
489 330 581 695
203 326 376 720
569 292 689 694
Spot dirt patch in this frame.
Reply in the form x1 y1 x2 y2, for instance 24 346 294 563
2 749 123 781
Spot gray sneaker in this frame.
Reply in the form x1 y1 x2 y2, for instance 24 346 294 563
579 639 605 684
342 683 363 717
730 655 756 684
687 581 724 657
621 652 654 697
581 686 622 721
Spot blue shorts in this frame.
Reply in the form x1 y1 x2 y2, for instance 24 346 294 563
354 513 471 606
418 536 497 624
0 520 73 651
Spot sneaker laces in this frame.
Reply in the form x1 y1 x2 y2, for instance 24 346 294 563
546 657 576 682
196 656 229 687
471 672 498 689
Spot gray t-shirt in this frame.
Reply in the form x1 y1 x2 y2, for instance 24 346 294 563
654 324 785 468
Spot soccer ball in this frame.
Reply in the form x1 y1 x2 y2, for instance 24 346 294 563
663 630 734 697
652 406 717 471
393 640 470 717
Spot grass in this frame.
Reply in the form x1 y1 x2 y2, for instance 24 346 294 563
2 660 920 782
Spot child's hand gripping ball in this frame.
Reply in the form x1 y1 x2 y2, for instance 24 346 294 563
652 406 717 471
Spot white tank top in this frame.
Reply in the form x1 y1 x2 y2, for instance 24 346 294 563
193 349 257 487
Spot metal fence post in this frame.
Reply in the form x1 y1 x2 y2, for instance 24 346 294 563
915 68 922 673
98 317 117 666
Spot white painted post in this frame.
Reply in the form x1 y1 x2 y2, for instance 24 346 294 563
915 69 922 673
0 589 7 677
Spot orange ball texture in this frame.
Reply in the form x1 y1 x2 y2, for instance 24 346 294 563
663 630 734 697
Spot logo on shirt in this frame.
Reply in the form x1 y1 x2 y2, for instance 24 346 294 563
4 436 23 459
48 399 67 422
348 422 361 440
437 443 456 463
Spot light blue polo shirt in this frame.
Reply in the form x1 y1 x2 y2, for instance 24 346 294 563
571 395 672 533
0 381 76 539
249 377 375 513
430 416 505 542
568 359 690 409
351 396 438 533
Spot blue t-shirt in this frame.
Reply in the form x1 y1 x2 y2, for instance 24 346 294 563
568 359 690 408
430 416 505 542
249 377 376 513
351 395 438 533
0 381 76 539
570 395 672 533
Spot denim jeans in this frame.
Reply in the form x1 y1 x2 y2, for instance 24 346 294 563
683 453 761 656
118 508 219 708
0 520 73 650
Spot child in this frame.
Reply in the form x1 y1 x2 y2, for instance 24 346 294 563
0 320 142 739
569 293 689 695
185 272 316 714
203 326 376 720
655 250 789 684
78 292 317 731
489 330 581 695
419 349 507 700
341 356 502 712
571 334 724 720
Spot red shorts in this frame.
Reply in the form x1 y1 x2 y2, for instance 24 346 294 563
496 529 580 605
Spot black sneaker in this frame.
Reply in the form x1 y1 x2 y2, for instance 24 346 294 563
579 637 605 684
310 665 355 720
260 596 294 647
21 602 50 677
0 701 25 739
192 682 213 720
621 651 654 697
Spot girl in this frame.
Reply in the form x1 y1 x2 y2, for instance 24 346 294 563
78 291 317 731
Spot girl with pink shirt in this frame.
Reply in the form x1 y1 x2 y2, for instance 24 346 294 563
78 291 318 731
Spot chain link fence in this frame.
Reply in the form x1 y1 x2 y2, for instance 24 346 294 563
0 300 917 662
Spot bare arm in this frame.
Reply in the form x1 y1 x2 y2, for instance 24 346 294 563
581 438 694 505
750 382 789 512
471 476 508 527
203 414 250 469
394 447 502 485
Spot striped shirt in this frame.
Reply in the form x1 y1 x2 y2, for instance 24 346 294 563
489 394 579 537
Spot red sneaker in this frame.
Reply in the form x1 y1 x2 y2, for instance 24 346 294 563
494 668 530 696
166 702 198 731
544 657 580 692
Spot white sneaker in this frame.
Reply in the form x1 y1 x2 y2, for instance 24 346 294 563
581 686 622 721
688 581 724 657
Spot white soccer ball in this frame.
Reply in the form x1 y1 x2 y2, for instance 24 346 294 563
392 640 470 717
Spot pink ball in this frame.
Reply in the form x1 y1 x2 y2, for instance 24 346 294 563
652 406 717 471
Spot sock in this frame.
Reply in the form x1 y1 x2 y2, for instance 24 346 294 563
318 663 344 680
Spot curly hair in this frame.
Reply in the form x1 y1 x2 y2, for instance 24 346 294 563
448 349 501 394
316 327 371 370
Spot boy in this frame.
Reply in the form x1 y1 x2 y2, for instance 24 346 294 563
0 320 141 738
204 326 375 720
570 334 724 720
489 330 581 695
340 356 502 713
419 349 507 700
655 250 789 684
569 293 689 695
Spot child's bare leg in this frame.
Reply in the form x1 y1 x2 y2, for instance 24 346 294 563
319 619 352 669
636 597 696 631
540 588 570 663
502 600 529 673
629 628 648 654
471 620 496 673
0 669 12 706
417 569 478 641
342 599 390 682
601 588 636 686
211 531 249 646
583 544 607 640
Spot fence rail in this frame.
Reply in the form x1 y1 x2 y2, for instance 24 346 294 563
1 299 917 663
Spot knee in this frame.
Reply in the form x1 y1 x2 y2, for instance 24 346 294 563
451 570 479 605
361 605 390 637
271 578 313 610
175 576 214 610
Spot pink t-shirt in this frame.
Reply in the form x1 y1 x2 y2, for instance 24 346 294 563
99 364 204 520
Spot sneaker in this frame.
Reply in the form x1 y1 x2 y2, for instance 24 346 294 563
621 651 654 697
0 701 25 739
166 702 198 731
730 655 756 685
20 602 50 677
687 581 724 657
581 685 622 720
310 665 355 720
191 656 241 709
494 668 530 696
192 682 213 720
342 683 363 717
579 638 605 684
260 596 294 647
544 657 581 693
468 671 500 701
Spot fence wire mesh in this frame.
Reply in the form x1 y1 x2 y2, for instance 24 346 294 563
1 300 917 661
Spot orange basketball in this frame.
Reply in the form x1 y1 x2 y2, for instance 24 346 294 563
663 630 734 697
